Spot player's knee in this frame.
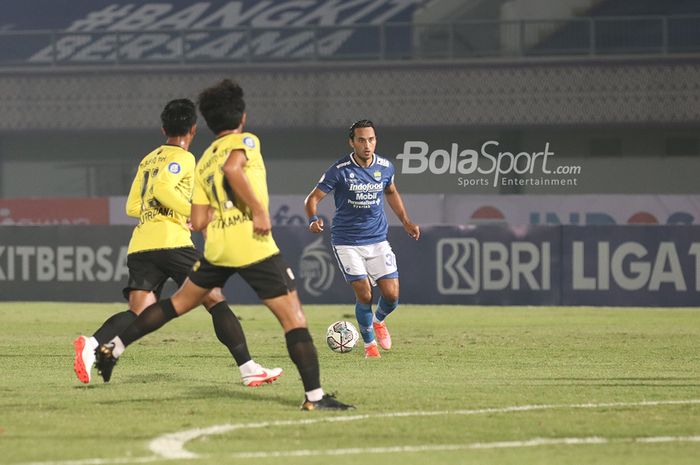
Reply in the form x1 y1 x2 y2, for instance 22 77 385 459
383 290 399 302
286 293 307 326
128 290 157 314
355 291 372 305
202 288 225 309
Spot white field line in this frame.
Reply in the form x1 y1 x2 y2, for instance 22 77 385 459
17 457 163 465
17 436 700 465
229 435 700 459
230 437 612 458
13 399 700 465
150 398 700 459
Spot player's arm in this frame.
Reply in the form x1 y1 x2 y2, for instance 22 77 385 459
190 171 211 232
222 149 271 235
125 168 144 218
304 187 327 233
152 157 195 217
190 203 210 231
384 182 420 240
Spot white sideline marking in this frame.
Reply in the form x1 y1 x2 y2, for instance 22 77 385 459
150 398 700 459
14 399 700 465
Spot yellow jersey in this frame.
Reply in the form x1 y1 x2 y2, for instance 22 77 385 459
192 132 279 267
125 144 195 254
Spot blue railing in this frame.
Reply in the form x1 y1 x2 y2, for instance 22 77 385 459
1 15 699 67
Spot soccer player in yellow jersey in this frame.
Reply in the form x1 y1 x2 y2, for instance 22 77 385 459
96 81 353 410
73 99 281 387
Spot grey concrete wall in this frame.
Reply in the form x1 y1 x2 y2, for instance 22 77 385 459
1 56 700 131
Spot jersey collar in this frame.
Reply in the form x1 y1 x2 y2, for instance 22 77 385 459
350 152 375 168
163 143 187 150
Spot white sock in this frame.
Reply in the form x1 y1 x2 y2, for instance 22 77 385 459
306 388 324 402
373 315 383 324
364 340 377 348
111 337 125 358
239 360 259 376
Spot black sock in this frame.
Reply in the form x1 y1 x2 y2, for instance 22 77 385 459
92 310 137 344
285 327 321 392
208 301 251 366
119 299 178 347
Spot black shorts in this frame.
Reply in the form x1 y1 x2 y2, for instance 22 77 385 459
123 247 200 300
188 253 296 300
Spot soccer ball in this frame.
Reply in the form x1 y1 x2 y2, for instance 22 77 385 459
326 320 359 353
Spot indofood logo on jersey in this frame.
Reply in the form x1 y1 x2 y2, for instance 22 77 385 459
348 181 382 203
349 182 383 192
299 237 335 297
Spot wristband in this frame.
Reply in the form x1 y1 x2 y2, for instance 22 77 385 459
308 215 319 226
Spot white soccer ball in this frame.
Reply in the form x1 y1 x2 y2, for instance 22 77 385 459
326 320 359 353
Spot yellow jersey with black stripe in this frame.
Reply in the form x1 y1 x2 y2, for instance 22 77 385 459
192 132 279 267
125 145 195 254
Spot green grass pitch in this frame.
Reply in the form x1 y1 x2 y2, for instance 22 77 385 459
1 302 699 465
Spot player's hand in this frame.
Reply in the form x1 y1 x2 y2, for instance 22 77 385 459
186 219 194 231
253 210 272 236
309 218 324 233
404 221 420 240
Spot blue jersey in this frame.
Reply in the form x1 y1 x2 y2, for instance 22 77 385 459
317 153 395 246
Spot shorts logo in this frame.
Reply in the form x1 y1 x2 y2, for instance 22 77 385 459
243 136 255 148
299 237 335 297
436 238 480 295
349 173 355 179
373 170 381 180
168 162 181 174
192 260 201 272
286 267 295 280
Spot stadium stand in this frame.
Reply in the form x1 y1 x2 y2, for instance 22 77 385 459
0 0 700 198
534 0 700 55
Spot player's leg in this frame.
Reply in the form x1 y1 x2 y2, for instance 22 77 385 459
333 245 379 358
167 248 281 385
374 278 399 350
365 241 400 350
202 288 283 387
201 288 252 367
98 249 205 360
119 279 211 350
264 291 352 410
73 253 163 383
349 279 381 358
94 278 211 382
240 254 352 410
90 256 165 345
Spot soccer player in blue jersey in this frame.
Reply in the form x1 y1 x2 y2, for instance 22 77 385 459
304 120 420 358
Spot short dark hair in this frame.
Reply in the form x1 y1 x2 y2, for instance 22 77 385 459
198 79 246 134
349 119 375 140
160 99 196 136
